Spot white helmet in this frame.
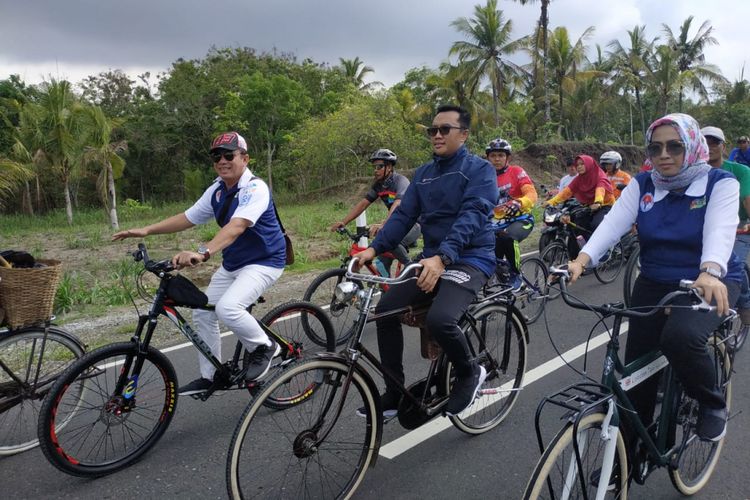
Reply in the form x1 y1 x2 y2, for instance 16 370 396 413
599 151 622 170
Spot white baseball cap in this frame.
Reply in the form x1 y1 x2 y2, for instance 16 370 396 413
701 126 726 143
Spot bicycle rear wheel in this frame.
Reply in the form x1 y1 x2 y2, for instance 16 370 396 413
593 241 625 284
0 327 84 456
38 342 177 477
523 411 628 499
622 246 641 307
227 357 378 500
303 268 364 345
447 303 527 434
517 257 548 324
248 301 335 410
540 242 568 300
668 335 731 494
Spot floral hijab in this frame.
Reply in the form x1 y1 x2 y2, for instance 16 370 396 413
646 113 711 191
567 154 612 204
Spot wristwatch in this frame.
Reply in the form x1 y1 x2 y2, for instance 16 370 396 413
700 266 721 278
437 253 452 267
197 245 211 262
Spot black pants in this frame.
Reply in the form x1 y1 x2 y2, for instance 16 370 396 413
625 275 740 430
495 219 533 274
568 205 611 259
374 263 488 394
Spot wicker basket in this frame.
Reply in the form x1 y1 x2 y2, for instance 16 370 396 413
0 259 62 329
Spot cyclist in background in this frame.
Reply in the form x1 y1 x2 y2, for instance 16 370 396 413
568 113 742 443
486 138 538 289
353 104 497 418
544 154 615 258
728 135 750 167
330 148 420 268
599 150 632 199
558 156 577 191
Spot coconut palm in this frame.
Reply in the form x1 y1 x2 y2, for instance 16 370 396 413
0 140 34 208
450 0 526 127
338 57 382 91
662 16 727 111
512 0 553 120
647 44 681 115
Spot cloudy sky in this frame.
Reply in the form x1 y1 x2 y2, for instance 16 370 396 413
1 0 747 89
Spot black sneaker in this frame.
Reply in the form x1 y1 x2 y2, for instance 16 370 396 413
357 391 400 419
444 364 487 416
244 343 282 382
178 377 213 396
697 405 727 442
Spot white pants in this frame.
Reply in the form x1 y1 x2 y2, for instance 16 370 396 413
193 264 283 379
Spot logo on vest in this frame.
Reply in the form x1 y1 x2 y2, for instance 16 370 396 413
639 193 654 212
690 197 706 210
215 189 222 203
239 190 252 207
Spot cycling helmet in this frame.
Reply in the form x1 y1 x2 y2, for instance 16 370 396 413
485 138 512 155
369 148 398 165
599 151 622 170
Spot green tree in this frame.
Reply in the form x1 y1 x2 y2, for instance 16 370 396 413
662 16 726 111
450 0 526 126
338 57 382 91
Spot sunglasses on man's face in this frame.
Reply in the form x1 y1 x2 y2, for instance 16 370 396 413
705 137 723 147
646 140 685 158
426 125 464 137
210 150 241 163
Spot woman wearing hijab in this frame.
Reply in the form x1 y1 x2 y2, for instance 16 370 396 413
544 154 616 258
568 113 742 443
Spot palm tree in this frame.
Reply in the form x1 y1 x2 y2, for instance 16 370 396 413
608 25 657 140
0 141 34 209
450 0 526 126
338 57 382 91
512 0 553 120
82 106 127 229
662 16 727 111
647 45 680 115
546 26 598 136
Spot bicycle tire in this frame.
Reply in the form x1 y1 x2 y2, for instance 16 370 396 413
517 257 548 324
227 357 379 500
303 268 364 345
523 411 629 499
593 241 625 284
540 242 568 300
0 326 85 456
622 246 641 308
668 335 731 494
246 301 336 410
38 342 177 477
446 303 527 434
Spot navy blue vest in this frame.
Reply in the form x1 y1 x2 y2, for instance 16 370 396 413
636 169 743 284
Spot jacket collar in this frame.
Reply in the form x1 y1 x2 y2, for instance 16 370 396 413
433 145 468 165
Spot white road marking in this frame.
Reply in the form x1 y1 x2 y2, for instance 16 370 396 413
378 323 628 459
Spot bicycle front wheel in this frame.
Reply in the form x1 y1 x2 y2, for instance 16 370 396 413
447 303 527 434
227 357 379 500
540 242 568 300
38 342 177 477
622 246 641 307
0 327 84 456
303 268 363 345
517 257 548 324
668 335 731 494
593 241 625 284
523 411 629 499
250 301 336 410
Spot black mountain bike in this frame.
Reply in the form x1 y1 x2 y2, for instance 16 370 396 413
37 243 335 477
226 259 529 499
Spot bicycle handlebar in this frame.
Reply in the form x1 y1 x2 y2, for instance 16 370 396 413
336 226 369 242
345 257 422 285
133 243 176 274
549 265 728 318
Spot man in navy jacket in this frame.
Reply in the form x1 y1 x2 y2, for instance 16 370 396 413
354 105 498 418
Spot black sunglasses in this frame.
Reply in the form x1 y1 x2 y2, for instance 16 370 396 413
210 150 241 162
372 163 387 170
426 125 465 137
705 137 723 146
646 140 685 158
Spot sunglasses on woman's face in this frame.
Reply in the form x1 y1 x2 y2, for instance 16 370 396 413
210 150 240 163
646 140 685 158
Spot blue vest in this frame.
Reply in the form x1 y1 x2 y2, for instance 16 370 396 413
636 169 743 284
211 182 286 271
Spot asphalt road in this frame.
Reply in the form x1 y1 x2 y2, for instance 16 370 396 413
2 272 749 500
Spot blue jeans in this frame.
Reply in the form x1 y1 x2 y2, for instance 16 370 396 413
733 234 750 309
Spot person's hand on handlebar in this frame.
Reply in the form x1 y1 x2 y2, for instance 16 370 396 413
369 223 383 237
329 221 345 232
171 250 206 269
352 247 376 272
567 253 591 283
693 269 729 316
589 202 601 212
416 255 443 293
112 227 148 241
